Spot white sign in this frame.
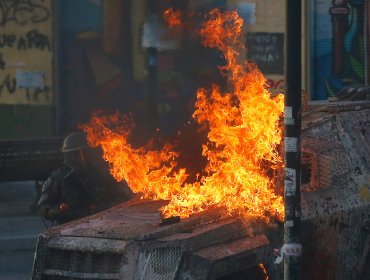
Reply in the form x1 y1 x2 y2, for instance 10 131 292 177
284 106 292 118
284 118 295 125
285 168 296 196
274 243 302 264
16 71 44 89
285 220 294 227
285 180 295 196
285 137 298 152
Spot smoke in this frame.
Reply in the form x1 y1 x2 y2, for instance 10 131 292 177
142 14 179 51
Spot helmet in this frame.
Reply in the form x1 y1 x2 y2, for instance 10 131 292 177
61 132 89 153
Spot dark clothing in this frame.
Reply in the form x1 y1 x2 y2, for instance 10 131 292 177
37 165 133 225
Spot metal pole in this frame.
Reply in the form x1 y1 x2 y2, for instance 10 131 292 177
53 0 62 135
284 0 302 279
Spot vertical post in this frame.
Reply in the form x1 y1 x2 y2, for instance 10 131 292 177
145 0 159 136
329 0 349 76
284 0 302 279
365 0 370 84
146 46 158 134
53 0 62 135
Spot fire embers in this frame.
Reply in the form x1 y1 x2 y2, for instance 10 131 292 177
82 9 284 223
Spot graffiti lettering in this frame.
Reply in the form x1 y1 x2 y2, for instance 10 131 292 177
18 29 50 50
0 74 16 96
26 85 50 102
252 53 280 63
0 73 50 101
253 45 276 53
0 34 16 48
0 0 50 26
254 34 278 44
0 30 51 51
0 53 5 70
267 78 285 89
247 32 284 74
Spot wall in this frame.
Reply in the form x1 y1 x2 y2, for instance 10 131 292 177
145 0 288 137
59 0 147 135
58 0 289 139
301 104 370 278
227 0 286 92
0 0 54 139
59 0 102 133
311 0 370 100
131 0 146 82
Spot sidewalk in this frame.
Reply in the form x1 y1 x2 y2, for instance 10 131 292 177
0 273 31 280
0 181 46 280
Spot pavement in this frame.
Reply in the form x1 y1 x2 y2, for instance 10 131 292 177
0 273 31 280
0 181 46 280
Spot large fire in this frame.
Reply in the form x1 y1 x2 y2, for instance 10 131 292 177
83 9 284 222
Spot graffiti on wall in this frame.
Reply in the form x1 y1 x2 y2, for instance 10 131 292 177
247 32 284 75
312 0 370 100
0 0 52 105
266 75 285 90
0 0 50 26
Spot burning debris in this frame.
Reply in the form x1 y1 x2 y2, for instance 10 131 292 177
82 9 284 223
163 8 183 29
32 100 370 279
29 3 370 279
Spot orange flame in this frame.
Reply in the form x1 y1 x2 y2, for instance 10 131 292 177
83 9 284 223
259 263 269 279
163 8 183 29
82 113 188 200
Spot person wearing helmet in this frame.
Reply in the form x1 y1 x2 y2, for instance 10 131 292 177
37 132 133 225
